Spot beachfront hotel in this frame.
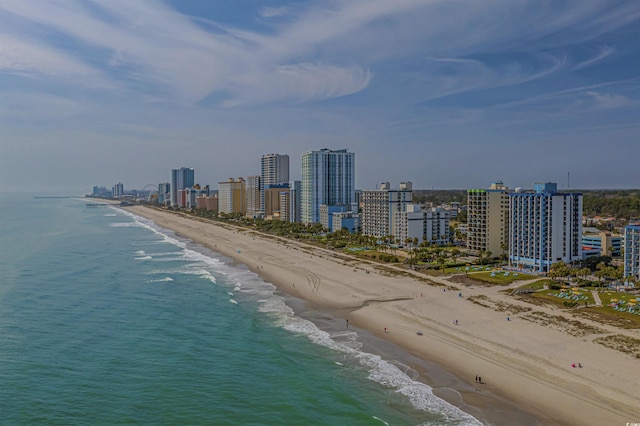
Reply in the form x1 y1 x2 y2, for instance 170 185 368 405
170 167 195 207
393 204 451 246
245 175 261 218
624 225 640 280
361 182 413 238
218 177 246 214
467 181 509 256
301 149 355 224
260 154 289 214
508 182 583 273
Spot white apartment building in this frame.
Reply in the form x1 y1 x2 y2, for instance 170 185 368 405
509 182 582 273
361 182 413 239
394 204 450 246
301 149 355 224
467 181 510 256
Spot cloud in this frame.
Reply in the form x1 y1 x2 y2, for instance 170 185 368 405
1 0 639 109
585 91 633 110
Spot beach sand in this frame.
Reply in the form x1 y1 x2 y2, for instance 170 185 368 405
127 206 640 425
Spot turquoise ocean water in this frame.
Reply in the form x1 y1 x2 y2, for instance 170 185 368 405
0 194 481 425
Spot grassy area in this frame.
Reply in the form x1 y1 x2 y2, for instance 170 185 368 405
465 270 533 285
518 279 554 290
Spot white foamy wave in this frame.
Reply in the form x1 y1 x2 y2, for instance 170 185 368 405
274 306 480 425
134 256 153 261
110 222 144 228
104 213 117 217
357 352 481 425
118 208 481 425
147 277 174 283
135 250 146 255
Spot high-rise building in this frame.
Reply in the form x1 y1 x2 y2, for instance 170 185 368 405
112 182 124 199
264 183 289 218
245 175 261 218
301 149 355 224
158 182 171 205
218 178 246 214
393 205 450 246
170 167 195 206
361 182 413 238
508 182 582 273
261 154 289 213
287 180 302 223
467 181 510 257
624 225 640 280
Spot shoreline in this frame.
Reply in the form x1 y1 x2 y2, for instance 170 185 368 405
126 205 640 425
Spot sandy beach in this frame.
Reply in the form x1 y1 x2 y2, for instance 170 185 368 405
127 205 640 425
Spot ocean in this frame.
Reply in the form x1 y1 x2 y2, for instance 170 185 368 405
0 194 481 425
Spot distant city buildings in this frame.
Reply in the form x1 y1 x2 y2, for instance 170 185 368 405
261 154 289 214
624 225 640 280
170 167 195 207
508 182 583 273
113 182 124 199
158 182 170 205
301 149 355 224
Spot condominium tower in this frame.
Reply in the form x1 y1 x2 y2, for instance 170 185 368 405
245 175 261 218
508 182 582 273
170 167 195 206
261 154 289 213
467 181 510 257
218 178 246 214
301 149 355 224
362 182 413 238
624 225 640 280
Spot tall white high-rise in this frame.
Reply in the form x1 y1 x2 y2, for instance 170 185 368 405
509 182 582 273
260 154 289 212
301 149 355 224
170 167 195 206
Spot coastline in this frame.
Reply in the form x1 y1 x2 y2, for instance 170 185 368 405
126 205 640 425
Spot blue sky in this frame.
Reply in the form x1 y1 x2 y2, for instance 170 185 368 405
1 0 639 192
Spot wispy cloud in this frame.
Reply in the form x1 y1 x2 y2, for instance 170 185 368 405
1 0 638 108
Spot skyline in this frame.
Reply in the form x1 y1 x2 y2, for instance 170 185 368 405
1 0 639 193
